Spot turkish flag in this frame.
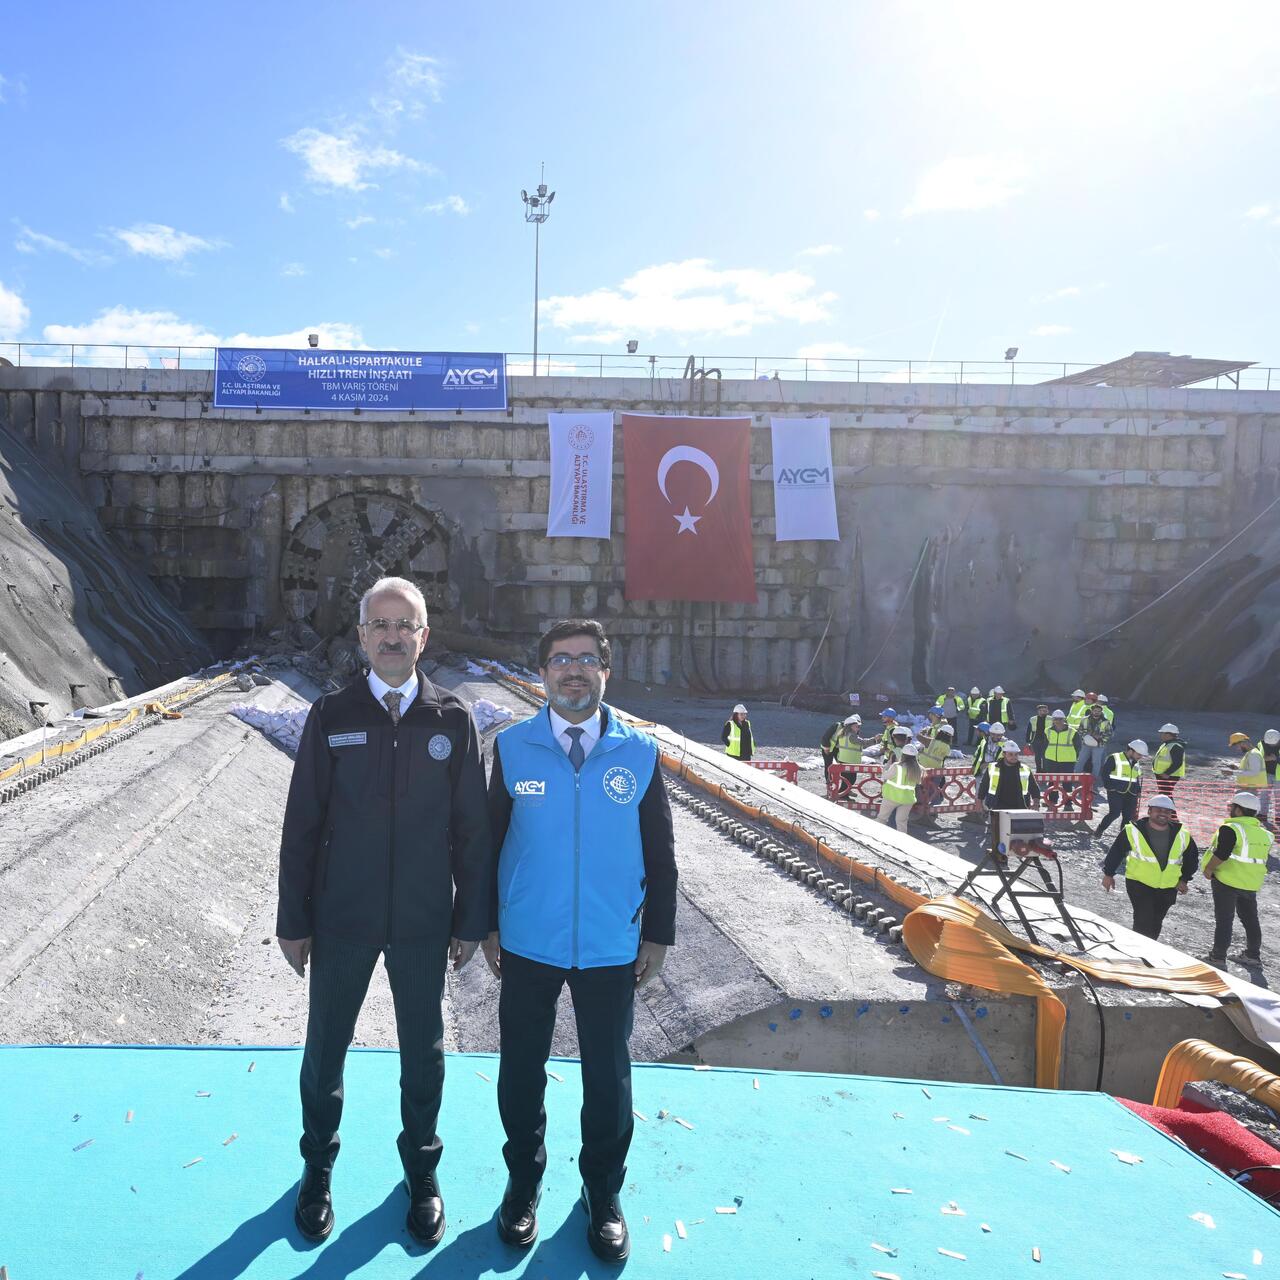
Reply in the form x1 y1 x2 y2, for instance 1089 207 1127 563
623 414 757 603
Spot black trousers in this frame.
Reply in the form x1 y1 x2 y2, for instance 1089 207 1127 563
1096 788 1138 835
1032 747 1047 772
299 933 448 1176
498 949 635 1196
1125 879 1178 940
1211 879 1263 957
945 717 959 737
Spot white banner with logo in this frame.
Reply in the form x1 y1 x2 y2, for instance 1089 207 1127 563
769 416 839 541
547 412 615 538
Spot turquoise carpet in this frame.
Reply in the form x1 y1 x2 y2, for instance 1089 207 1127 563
2 1046 1275 1278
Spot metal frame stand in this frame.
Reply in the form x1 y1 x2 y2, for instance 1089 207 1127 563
958 846 1086 949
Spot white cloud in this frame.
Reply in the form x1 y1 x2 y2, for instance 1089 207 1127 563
282 127 428 190
279 192 295 214
14 223 111 265
863 209 881 221
799 243 840 257
372 247 395 259
345 214 375 229
112 222 224 262
903 154 1027 216
543 258 837 342
796 342 867 360
1030 324 1073 337
1043 285 1081 300
280 262 307 277
0 73 26 106
0 73 8 104
0 279 29 340
422 195 469 215
41 306 366 353
372 49 444 120
1244 204 1273 219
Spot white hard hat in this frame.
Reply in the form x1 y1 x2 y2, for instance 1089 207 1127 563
843 714 861 725
891 725 911 737
1001 741 1020 754
993 685 1005 694
970 686 981 695
900 743 919 757
937 723 954 736
946 685 956 691
1051 709 1067 719
1232 791 1262 812
732 703 747 714
1098 694 1110 704
1264 729 1280 745
1072 688 1085 698
1159 723 1179 735
1128 739 1149 756
1147 795 1176 811
989 722 1006 734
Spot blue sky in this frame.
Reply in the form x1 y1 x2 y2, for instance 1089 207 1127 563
3 1 1280 377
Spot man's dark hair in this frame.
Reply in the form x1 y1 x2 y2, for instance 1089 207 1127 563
537 618 612 670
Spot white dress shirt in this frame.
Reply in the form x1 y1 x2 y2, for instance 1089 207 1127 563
548 705 602 760
368 669 419 715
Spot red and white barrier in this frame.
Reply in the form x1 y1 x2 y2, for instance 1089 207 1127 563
745 759 801 784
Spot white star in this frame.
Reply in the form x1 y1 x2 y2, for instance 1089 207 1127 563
673 506 701 534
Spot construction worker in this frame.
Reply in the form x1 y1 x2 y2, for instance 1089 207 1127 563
1066 690 1090 731
1264 729 1280 784
977 740 1040 863
985 686 1015 733
1095 739 1148 838
916 721 954 824
1101 794 1199 941
1202 791 1275 967
1151 724 1187 797
877 708 900 754
1076 703 1113 778
1228 733 1269 824
829 714 865 800
888 724 913 762
933 686 962 737
964 687 984 745
1026 703 1052 772
721 704 753 761
970 721 1006 778
1043 710 1079 772
877 742 921 832
1096 693 1115 728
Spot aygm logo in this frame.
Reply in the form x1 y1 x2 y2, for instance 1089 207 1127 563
514 779 546 796
776 466 831 488
602 766 638 805
443 367 499 389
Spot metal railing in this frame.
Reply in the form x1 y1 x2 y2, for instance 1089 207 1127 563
1 342 1276 390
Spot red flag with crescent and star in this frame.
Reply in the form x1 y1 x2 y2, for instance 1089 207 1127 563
622 414 757 603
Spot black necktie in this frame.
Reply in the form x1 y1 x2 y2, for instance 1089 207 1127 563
565 726 585 772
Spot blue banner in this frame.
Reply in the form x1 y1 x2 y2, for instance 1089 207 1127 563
212 348 507 412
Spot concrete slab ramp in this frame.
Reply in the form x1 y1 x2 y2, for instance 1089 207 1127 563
0 423 210 733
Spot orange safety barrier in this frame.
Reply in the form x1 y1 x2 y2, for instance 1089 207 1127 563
1151 1038 1280 1110
826 764 1093 821
745 759 800 784
1136 777 1276 848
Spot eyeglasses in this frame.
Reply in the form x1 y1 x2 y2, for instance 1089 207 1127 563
361 619 425 636
545 653 605 669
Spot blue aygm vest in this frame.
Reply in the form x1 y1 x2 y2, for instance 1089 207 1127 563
496 705 658 969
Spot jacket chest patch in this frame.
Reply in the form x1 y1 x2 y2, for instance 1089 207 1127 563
329 732 367 748
603 765 638 804
428 734 453 761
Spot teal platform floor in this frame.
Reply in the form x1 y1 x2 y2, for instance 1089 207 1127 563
1 1046 1276 1278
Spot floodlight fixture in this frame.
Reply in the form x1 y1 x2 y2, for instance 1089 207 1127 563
308 333 319 348
627 340 639 354
1004 347 1019 360
521 163 556 376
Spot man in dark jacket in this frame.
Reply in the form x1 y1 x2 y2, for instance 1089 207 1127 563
277 576 493 1247
1094 739 1148 838
484 619 677 1263
1101 794 1198 940
1026 704 1051 772
977 740 1040 860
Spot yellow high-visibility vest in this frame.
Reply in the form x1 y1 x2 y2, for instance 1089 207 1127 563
834 728 862 765
1067 699 1089 729
1203 817 1272 892
725 720 745 758
1106 752 1140 786
882 764 917 806
1045 727 1077 765
1124 823 1190 890
1237 749 1268 789
986 761 1032 804
1152 741 1186 779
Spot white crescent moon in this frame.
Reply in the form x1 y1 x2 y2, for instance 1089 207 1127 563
656 446 719 505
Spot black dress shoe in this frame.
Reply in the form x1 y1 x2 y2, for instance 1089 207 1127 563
580 1184 630 1263
294 1163 334 1241
404 1170 445 1246
497 1177 542 1247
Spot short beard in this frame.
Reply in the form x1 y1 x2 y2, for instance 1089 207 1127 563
550 687 599 715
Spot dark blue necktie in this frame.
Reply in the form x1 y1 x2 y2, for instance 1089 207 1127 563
565 726 585 772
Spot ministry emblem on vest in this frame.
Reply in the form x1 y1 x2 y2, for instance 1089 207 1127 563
602 766 638 805
428 734 452 760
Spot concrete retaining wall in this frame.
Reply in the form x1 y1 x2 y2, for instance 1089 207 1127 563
2 366 1278 698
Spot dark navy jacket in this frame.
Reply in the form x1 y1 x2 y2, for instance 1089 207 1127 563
276 669 492 945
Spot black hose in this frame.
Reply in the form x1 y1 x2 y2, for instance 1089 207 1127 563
1074 963 1107 1092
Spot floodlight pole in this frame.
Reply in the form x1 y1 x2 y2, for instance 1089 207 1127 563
521 165 554 377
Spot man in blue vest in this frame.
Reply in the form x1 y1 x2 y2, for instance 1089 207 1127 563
484 619 678 1262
